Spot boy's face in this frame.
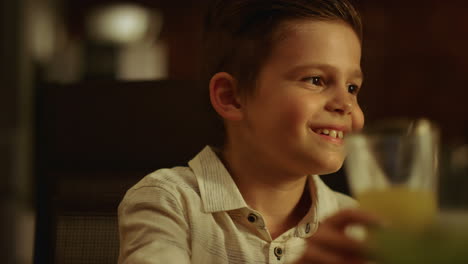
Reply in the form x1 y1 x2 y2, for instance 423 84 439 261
238 19 364 176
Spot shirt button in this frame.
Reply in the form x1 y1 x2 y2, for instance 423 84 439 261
305 223 311 233
274 247 284 260
247 213 258 223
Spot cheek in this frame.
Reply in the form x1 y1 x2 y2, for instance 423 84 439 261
281 97 312 128
263 98 309 139
352 106 365 132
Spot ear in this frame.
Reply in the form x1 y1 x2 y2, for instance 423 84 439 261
209 72 243 121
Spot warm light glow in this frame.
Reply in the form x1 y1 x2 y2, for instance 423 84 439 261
117 41 168 80
86 4 161 45
452 144 468 168
27 0 56 63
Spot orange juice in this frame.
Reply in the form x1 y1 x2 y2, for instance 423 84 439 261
356 186 437 231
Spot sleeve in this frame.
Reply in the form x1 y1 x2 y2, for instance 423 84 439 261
118 186 191 264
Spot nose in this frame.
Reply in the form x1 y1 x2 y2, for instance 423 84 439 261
325 90 353 115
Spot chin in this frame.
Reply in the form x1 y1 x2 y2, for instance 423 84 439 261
309 156 344 175
321 163 343 174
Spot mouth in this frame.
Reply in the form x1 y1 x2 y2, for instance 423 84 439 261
312 128 345 139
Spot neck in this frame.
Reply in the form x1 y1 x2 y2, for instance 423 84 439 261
221 143 313 238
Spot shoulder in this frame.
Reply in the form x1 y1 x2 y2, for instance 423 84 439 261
118 167 196 263
134 166 199 192
119 166 201 211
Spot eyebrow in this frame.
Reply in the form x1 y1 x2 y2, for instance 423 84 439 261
287 63 364 81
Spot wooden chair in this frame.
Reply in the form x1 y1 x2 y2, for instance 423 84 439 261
33 80 222 263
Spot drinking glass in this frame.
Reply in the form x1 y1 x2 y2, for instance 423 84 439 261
439 142 468 213
344 118 439 231
432 142 468 264
345 119 468 264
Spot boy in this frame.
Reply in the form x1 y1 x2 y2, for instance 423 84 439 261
118 0 377 263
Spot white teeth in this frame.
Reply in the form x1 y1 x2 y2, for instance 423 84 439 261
314 128 345 139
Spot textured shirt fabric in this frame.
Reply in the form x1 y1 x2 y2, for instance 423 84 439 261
118 146 357 264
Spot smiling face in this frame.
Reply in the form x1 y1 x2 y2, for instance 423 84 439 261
234 19 364 177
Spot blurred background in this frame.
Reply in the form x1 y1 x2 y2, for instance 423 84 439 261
2 0 468 263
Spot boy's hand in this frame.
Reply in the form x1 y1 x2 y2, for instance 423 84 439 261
295 209 378 264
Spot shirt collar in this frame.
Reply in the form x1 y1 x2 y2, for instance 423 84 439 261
312 175 343 222
296 175 346 237
188 146 345 223
188 146 248 213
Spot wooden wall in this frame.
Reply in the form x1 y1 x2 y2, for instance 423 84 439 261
357 1 468 140
155 0 468 140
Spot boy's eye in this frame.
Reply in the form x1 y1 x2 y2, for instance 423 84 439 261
311 76 321 85
348 84 359 94
303 76 324 86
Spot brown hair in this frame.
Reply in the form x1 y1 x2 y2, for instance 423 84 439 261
202 0 363 97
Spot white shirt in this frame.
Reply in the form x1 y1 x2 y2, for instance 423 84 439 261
118 146 357 264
